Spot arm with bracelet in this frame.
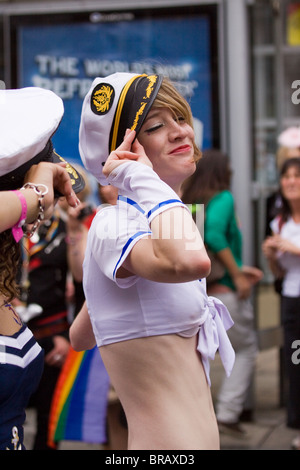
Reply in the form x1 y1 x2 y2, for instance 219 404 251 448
0 186 45 237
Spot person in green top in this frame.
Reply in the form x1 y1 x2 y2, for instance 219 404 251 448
205 190 243 292
182 149 262 438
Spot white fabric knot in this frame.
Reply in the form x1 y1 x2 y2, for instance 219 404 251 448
197 296 235 386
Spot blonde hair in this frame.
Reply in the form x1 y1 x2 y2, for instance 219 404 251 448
276 146 300 170
152 77 202 162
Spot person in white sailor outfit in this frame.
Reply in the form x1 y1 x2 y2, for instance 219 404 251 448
70 73 235 450
0 86 84 450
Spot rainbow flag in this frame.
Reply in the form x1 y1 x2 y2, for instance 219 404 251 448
48 346 110 448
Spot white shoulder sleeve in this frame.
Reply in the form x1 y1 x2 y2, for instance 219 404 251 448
106 161 188 222
89 202 151 287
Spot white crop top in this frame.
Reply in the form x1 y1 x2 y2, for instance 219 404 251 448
83 197 235 385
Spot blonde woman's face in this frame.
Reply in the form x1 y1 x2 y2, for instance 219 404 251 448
137 107 196 192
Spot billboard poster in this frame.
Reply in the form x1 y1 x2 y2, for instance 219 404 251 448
15 9 218 165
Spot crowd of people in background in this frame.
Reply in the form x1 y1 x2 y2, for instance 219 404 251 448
1 80 300 450
262 126 300 450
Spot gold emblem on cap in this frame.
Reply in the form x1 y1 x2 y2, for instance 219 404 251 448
110 74 159 151
133 75 158 129
92 85 114 114
144 75 157 99
55 152 79 185
132 103 147 130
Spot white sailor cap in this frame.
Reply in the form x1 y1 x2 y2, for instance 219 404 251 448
79 72 163 184
278 126 300 149
0 87 85 193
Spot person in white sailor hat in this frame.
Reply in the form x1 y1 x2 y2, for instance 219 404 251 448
0 86 84 450
277 126 300 169
71 73 235 450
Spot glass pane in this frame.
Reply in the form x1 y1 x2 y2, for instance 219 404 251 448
253 55 276 120
254 128 278 187
251 4 274 46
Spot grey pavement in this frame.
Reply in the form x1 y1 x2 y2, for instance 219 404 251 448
212 347 296 450
23 346 297 451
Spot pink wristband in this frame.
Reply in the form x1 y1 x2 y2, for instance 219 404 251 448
11 190 27 242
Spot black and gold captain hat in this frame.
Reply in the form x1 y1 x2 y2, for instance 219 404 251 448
0 87 85 194
79 73 163 184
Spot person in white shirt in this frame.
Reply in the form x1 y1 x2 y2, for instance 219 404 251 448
263 157 300 450
70 73 235 450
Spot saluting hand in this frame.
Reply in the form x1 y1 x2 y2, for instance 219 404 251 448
102 129 152 178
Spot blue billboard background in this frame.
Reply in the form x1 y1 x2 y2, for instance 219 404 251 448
18 14 214 165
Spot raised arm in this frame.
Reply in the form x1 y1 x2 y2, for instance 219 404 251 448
0 162 79 235
103 130 211 283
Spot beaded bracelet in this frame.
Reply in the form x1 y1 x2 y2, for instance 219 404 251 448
11 190 28 242
20 183 48 238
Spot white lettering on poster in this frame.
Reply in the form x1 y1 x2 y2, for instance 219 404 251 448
32 54 198 100
291 80 300 105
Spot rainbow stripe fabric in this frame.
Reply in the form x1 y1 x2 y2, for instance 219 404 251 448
48 346 110 447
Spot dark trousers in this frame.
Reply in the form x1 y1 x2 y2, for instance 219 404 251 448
281 295 300 429
29 338 60 450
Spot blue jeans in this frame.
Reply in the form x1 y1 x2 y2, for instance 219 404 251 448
213 292 258 423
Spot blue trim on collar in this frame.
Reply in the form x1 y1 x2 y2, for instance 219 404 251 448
146 199 183 219
118 195 145 214
113 230 152 279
